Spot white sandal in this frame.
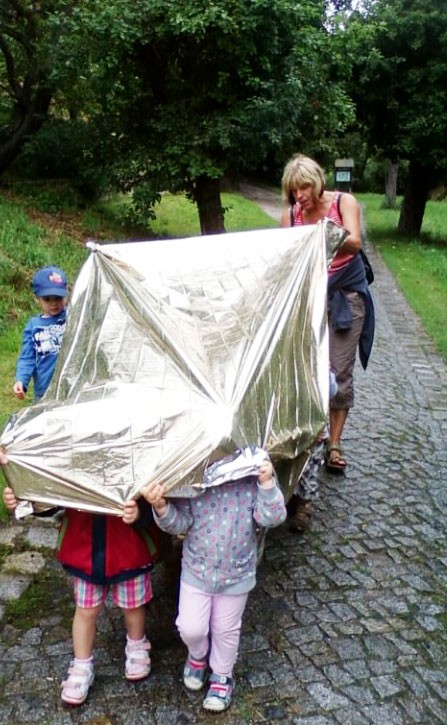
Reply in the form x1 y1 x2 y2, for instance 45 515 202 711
125 637 151 681
61 660 94 706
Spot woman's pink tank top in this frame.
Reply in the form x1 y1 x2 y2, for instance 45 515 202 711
291 192 353 273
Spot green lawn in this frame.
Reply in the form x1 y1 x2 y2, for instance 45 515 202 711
96 190 278 239
358 193 447 359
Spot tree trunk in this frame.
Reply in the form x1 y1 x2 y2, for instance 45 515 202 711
384 159 399 208
193 176 226 235
397 160 430 237
0 87 52 174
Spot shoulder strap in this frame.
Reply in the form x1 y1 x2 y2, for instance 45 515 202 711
290 204 294 227
336 191 343 217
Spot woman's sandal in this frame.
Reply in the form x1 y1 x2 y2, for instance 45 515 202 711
325 444 347 474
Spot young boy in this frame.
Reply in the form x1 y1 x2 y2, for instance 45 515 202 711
14 265 68 401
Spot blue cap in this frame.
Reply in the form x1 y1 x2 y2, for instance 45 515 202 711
32 266 68 298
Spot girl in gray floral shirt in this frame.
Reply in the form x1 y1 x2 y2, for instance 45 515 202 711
143 447 286 713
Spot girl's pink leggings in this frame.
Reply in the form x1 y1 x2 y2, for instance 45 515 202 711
176 581 249 676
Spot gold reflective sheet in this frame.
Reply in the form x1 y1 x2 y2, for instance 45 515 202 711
1 221 346 515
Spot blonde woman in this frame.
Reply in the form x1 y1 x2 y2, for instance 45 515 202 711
281 154 374 480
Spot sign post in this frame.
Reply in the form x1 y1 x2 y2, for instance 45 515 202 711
334 158 354 191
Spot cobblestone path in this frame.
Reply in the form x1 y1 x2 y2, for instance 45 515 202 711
1 193 447 724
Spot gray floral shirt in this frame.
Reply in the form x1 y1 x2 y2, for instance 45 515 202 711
154 477 286 594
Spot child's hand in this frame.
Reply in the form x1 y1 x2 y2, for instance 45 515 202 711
2 486 18 511
258 459 274 489
141 482 168 517
0 449 8 466
122 500 140 525
13 382 26 400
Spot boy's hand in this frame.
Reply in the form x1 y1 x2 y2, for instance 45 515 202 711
3 486 18 511
13 382 26 400
258 459 274 489
122 500 140 525
141 482 168 517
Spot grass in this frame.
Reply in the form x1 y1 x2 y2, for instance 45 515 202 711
0 543 13 567
358 193 447 359
2 565 73 631
378 241 446 356
95 190 278 240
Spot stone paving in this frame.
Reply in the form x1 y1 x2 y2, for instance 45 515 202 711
1 194 447 724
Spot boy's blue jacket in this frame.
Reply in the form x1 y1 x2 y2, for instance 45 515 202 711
15 310 67 398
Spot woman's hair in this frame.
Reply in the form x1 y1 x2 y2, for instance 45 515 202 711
281 154 326 205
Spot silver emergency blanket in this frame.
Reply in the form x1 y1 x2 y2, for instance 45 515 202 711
0 220 346 515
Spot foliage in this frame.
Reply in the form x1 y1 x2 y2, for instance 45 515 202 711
54 0 356 231
6 178 82 213
351 0 447 171
0 0 365 232
0 0 83 171
345 0 447 234
0 2 119 196
10 119 110 202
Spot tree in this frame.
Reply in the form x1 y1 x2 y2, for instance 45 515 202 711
0 1 75 173
382 159 399 208
65 0 355 234
347 0 447 235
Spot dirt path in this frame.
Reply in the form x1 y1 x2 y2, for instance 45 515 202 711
237 182 284 222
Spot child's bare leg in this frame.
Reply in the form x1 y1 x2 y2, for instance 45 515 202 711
123 605 151 681
72 604 102 659
61 605 100 706
123 605 146 640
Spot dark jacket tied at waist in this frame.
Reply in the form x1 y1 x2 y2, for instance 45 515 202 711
327 253 375 370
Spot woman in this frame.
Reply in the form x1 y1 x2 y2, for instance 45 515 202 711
281 154 374 476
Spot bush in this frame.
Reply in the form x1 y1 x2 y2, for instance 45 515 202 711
11 119 108 204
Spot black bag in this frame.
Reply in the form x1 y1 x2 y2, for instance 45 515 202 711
359 248 374 285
